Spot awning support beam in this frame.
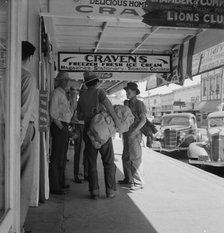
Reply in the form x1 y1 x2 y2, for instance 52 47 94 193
94 22 107 53
131 26 159 54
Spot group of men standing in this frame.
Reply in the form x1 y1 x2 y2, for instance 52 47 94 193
20 40 147 233
49 71 147 199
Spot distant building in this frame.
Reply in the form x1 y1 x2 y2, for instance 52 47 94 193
143 83 201 120
173 84 200 112
197 68 223 126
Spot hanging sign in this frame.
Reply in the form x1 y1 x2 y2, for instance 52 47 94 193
39 90 49 132
58 52 172 73
143 0 224 29
50 0 147 19
192 41 224 75
145 74 166 90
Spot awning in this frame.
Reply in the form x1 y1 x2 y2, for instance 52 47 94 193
173 101 186 107
196 100 220 113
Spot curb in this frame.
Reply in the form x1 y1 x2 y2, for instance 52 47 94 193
144 147 224 188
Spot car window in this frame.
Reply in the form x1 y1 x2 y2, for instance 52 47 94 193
209 117 224 127
162 117 190 126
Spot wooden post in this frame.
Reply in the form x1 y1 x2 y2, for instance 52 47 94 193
220 67 224 111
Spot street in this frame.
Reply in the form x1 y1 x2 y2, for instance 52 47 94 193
148 127 224 178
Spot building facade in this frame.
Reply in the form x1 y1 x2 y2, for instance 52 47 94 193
146 83 201 119
173 84 201 112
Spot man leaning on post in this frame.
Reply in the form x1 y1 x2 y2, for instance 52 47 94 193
20 41 37 233
77 71 121 200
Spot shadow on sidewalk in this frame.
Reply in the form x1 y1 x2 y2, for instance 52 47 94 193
25 147 158 233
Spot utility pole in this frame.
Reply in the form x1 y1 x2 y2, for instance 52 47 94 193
220 67 224 111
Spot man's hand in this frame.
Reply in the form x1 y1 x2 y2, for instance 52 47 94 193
129 128 138 138
54 119 64 130
114 118 122 132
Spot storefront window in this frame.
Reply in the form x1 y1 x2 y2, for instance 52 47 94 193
201 73 207 101
0 0 8 217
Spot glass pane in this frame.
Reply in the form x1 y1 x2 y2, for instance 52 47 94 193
0 0 8 217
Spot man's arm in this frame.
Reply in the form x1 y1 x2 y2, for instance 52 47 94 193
77 101 84 121
50 91 64 130
132 114 146 133
69 91 78 115
21 75 36 145
102 99 121 129
130 101 146 135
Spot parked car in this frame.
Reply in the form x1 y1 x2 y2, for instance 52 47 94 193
188 111 224 166
152 116 162 125
151 113 201 152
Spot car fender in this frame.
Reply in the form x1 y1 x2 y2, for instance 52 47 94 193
180 134 196 147
187 142 208 159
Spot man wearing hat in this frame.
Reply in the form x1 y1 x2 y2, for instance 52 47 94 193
120 82 146 190
49 71 76 194
70 84 88 183
77 71 121 200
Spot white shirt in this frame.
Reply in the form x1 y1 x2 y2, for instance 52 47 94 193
50 87 74 123
21 68 37 144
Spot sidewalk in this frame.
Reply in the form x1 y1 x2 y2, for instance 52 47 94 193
25 139 224 233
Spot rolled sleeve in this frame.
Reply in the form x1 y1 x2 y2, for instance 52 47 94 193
50 91 60 120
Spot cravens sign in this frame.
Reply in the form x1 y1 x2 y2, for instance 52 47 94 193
58 52 172 73
143 0 224 29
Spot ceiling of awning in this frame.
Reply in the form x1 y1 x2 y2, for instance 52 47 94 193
40 0 203 94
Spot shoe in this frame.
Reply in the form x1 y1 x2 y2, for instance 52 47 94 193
106 193 116 198
62 184 70 189
21 227 32 233
118 179 133 185
50 190 66 195
73 177 83 184
90 194 99 200
130 185 144 191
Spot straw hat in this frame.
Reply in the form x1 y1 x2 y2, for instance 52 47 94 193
83 71 99 84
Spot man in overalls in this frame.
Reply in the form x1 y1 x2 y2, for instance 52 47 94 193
119 82 146 190
77 71 121 200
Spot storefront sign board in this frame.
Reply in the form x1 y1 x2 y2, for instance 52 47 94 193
39 90 49 132
50 0 147 19
143 0 224 29
58 52 172 73
192 41 224 75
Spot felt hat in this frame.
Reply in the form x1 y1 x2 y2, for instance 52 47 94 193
83 71 99 84
124 82 140 95
55 71 70 81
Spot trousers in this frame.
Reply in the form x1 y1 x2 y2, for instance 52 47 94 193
122 131 144 186
49 122 69 192
83 127 116 195
73 124 87 178
21 122 35 228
